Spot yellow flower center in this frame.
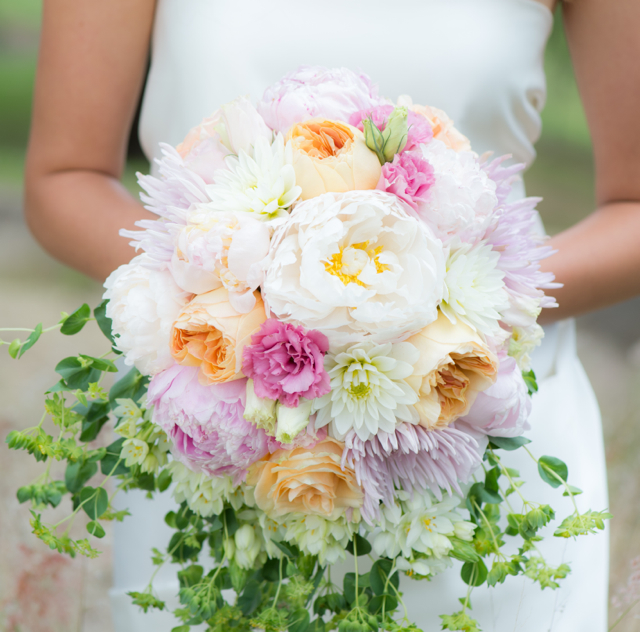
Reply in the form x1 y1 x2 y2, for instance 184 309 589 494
423 517 433 532
323 241 389 287
348 383 372 399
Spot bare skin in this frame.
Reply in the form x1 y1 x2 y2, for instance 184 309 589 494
25 0 640 325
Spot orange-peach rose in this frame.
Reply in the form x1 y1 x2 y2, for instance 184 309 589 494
397 96 471 153
406 311 498 430
286 119 381 200
247 438 363 520
171 287 266 384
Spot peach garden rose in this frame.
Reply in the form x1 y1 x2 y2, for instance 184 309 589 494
171 287 267 384
247 437 363 521
285 119 381 200
406 311 498 430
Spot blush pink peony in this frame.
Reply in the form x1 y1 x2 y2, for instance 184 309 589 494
148 364 270 482
256 66 384 133
242 319 330 407
461 355 531 437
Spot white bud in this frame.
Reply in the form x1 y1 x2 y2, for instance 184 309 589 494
275 399 312 444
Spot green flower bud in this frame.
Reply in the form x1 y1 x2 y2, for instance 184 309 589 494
363 118 386 165
382 106 408 162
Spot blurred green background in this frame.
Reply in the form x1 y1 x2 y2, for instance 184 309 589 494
1 3 640 631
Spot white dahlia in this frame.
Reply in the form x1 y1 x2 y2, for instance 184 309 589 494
440 240 510 338
262 190 446 346
418 140 498 240
313 341 419 442
104 254 191 375
203 134 301 221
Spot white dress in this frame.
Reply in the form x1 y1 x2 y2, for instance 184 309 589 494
110 1 610 630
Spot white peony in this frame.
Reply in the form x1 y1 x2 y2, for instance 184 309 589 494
203 134 301 221
169 209 271 312
262 190 446 346
104 254 191 376
441 240 510 338
418 140 498 240
314 341 419 441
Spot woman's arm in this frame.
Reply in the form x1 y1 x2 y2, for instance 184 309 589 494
540 0 640 322
24 0 157 283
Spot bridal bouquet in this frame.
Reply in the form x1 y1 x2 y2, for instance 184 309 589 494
5 67 610 632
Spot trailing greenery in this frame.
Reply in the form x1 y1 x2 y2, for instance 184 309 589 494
3 300 611 631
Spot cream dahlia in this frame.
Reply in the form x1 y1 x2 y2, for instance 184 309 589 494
441 240 510 338
313 341 419 441
203 134 301 221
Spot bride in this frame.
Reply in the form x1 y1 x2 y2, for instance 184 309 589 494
24 0 639 630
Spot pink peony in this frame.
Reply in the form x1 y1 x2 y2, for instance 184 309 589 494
349 105 433 152
147 364 269 482
242 319 330 407
461 355 531 438
256 66 384 133
379 151 435 210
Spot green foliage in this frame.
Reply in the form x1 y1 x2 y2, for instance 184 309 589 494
60 303 92 335
537 456 569 488
554 510 612 539
440 611 481 632
522 369 538 395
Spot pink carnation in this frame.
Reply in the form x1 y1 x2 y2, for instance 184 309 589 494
256 66 384 133
242 319 330 407
462 356 531 438
379 151 435 210
349 105 433 152
147 365 269 483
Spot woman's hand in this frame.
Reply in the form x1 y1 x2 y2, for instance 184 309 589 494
540 0 640 322
24 0 157 282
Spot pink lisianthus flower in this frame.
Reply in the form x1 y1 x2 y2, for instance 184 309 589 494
461 355 531 437
257 65 384 133
349 105 433 152
147 365 269 483
242 319 330 407
378 151 435 210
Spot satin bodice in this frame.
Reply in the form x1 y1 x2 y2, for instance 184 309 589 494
139 0 552 175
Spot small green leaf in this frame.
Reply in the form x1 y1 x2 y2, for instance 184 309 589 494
45 380 69 393
369 558 399 596
522 369 538 395
237 579 261 615
538 455 569 489
272 540 295 559
87 520 106 538
18 323 42 358
461 560 488 587
288 608 310 632
563 485 583 497
65 459 98 494
109 368 148 409
488 435 531 451
79 486 109 520
345 533 372 556
171 627 190 632
100 438 129 476
157 468 173 492
94 300 116 344
8 338 21 359
60 303 91 335
79 354 118 373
